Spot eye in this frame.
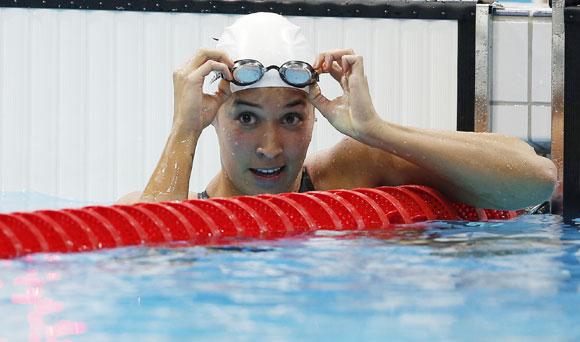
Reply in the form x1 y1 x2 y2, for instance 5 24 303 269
237 112 257 126
281 113 303 126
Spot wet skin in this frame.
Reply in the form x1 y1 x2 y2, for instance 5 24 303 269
133 48 557 209
211 87 315 196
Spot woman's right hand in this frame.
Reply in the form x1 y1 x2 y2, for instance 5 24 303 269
172 49 234 134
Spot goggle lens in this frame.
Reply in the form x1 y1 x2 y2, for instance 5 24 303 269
233 64 262 84
281 63 312 85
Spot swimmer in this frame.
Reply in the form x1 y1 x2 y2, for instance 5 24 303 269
120 12 556 210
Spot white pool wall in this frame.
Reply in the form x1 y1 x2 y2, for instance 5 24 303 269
491 12 552 143
3 8 544 203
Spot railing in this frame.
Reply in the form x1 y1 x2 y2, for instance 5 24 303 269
473 1 579 219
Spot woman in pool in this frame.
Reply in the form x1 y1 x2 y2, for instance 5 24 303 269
122 13 556 210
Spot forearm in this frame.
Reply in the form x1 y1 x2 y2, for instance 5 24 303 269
141 126 201 202
361 118 557 209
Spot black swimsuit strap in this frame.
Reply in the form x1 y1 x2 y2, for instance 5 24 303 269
198 168 315 199
197 190 210 200
298 167 316 192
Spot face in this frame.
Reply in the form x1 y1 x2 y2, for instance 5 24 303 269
214 87 315 196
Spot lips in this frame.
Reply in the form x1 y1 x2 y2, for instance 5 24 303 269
249 166 285 178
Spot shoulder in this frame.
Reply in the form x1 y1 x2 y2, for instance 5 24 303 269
304 137 401 191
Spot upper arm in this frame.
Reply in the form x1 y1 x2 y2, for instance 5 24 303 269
306 137 430 190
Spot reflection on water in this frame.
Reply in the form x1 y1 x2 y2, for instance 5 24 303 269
0 214 578 340
0 258 87 341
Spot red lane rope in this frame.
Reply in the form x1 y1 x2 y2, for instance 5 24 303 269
294 193 345 230
0 186 522 259
42 210 100 252
355 188 410 224
177 202 221 242
0 219 22 258
308 191 362 230
258 195 318 233
333 190 390 229
64 209 121 249
7 214 51 254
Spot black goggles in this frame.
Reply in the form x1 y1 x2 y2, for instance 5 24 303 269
222 59 319 88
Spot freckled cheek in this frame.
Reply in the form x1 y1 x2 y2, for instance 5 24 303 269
224 129 257 156
285 130 312 160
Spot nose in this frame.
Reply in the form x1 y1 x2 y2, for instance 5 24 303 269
256 128 283 159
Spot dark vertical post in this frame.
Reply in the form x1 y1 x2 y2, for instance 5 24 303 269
456 5 477 132
564 7 580 220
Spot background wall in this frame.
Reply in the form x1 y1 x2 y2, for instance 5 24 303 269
0 9 459 203
491 11 552 153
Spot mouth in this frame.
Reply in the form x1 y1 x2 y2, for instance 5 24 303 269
249 166 286 179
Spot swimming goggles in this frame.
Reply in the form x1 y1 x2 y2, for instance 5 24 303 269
213 59 319 88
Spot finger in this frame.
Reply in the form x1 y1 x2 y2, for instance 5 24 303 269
341 55 351 76
341 55 364 76
314 49 354 68
324 54 332 72
329 61 349 92
181 49 234 75
313 53 323 69
328 61 343 83
320 49 356 68
191 60 233 83
216 78 232 99
208 79 232 116
204 79 232 126
195 49 235 67
327 48 356 59
307 83 334 120
340 74 349 93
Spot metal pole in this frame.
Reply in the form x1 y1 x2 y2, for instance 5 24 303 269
550 0 565 214
474 4 492 133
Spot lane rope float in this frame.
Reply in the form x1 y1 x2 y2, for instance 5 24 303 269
0 185 521 259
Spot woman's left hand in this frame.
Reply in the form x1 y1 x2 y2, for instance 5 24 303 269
309 49 381 140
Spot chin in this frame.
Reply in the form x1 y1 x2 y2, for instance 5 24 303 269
248 184 291 196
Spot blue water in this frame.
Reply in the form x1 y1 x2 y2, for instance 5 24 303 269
0 193 579 340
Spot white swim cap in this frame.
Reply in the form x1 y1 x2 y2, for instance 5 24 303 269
214 12 314 93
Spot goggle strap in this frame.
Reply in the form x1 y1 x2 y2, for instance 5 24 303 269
209 71 222 84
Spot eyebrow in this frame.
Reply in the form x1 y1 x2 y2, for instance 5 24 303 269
234 100 261 108
284 99 306 108
233 99 306 109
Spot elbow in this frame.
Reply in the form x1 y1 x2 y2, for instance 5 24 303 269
532 157 558 203
508 157 557 210
479 157 557 211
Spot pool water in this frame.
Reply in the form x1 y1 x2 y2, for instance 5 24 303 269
0 195 579 340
